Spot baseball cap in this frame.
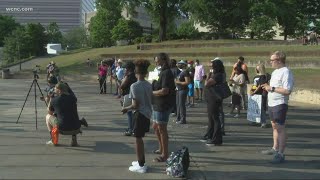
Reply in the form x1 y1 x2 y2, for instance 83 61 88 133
177 60 187 65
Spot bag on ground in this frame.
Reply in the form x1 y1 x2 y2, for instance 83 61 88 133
166 146 190 178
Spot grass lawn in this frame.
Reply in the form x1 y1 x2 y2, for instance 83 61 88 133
13 40 320 90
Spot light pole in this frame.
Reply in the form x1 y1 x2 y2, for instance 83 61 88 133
18 43 21 71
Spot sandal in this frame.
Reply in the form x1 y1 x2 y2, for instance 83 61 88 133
153 156 167 163
152 149 161 154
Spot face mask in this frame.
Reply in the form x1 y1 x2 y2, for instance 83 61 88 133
195 62 198 66
187 64 191 68
156 66 161 70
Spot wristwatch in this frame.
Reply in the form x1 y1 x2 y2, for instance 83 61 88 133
271 87 275 92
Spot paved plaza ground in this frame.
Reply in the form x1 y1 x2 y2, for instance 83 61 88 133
0 79 319 179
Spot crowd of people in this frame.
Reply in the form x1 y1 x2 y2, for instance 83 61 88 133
42 51 294 174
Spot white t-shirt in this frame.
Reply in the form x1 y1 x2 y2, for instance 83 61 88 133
268 67 294 107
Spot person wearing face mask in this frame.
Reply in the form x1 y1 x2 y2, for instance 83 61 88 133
175 60 190 124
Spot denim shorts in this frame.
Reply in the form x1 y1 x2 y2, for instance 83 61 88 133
152 108 172 124
268 104 288 125
194 80 203 89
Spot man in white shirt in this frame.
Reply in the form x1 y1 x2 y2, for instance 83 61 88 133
261 51 294 163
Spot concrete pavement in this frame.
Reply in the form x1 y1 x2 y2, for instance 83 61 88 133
0 79 319 179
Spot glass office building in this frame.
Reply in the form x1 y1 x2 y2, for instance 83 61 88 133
0 0 95 32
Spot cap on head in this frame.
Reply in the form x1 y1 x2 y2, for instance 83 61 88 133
188 60 194 65
177 60 187 65
51 61 55 64
211 57 222 62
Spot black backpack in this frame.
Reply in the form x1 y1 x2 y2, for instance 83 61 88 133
166 146 190 178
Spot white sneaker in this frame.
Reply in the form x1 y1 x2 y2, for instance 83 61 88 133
46 140 54 145
131 161 147 167
234 114 240 118
225 113 232 116
129 165 147 173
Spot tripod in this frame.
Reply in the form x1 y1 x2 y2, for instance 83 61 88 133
16 77 47 129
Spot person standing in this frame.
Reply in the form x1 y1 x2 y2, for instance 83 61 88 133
170 59 181 117
250 63 270 128
201 59 225 146
98 61 108 94
194 59 205 101
261 51 294 163
152 53 175 162
230 56 249 109
120 61 137 136
187 60 195 108
175 60 190 124
122 60 152 173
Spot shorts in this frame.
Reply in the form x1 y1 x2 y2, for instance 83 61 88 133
47 114 58 126
268 104 288 125
133 111 150 138
194 80 203 89
188 83 194 97
152 108 172 124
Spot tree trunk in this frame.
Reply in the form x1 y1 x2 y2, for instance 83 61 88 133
159 2 167 42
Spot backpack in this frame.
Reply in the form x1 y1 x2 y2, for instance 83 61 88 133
166 146 190 178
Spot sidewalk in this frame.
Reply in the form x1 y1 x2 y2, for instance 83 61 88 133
0 79 319 179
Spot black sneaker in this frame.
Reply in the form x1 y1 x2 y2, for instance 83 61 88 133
200 137 208 142
206 140 222 146
80 117 88 127
124 130 132 136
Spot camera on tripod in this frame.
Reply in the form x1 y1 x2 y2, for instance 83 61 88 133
33 65 40 79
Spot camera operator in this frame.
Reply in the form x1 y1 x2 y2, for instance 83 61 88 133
46 82 87 146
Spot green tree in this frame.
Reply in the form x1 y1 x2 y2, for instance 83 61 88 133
176 20 199 39
247 1 277 39
0 15 19 46
124 0 185 42
3 27 30 64
111 18 143 43
62 26 88 49
25 23 48 56
185 0 251 39
89 0 122 47
46 22 63 43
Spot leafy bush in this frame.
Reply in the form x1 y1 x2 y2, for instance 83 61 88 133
176 21 200 39
112 18 143 43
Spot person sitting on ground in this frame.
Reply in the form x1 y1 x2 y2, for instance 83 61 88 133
121 59 152 173
46 82 88 146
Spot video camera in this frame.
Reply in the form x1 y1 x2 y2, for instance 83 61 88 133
33 65 40 79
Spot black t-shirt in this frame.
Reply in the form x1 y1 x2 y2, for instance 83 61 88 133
170 67 181 78
253 74 270 96
152 68 175 112
204 72 224 101
187 67 195 84
122 72 137 96
50 94 81 131
176 70 190 90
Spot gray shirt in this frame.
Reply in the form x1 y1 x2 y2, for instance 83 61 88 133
129 80 153 119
